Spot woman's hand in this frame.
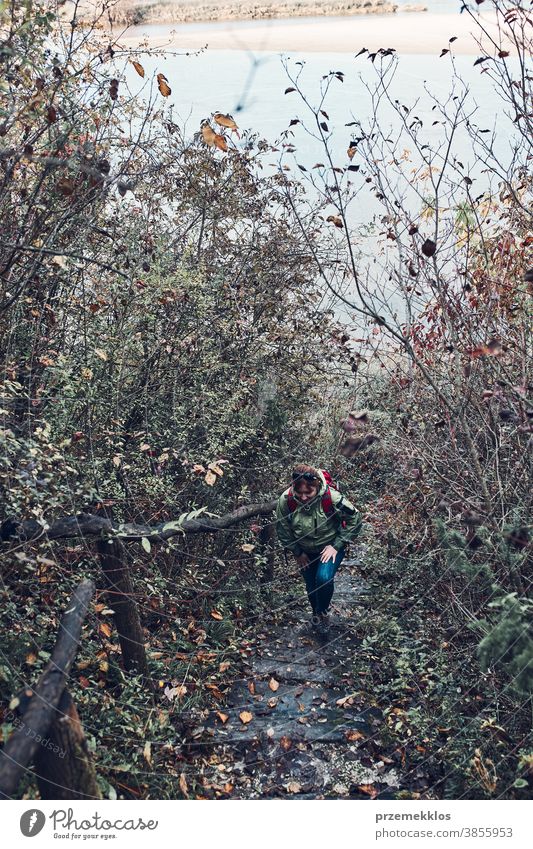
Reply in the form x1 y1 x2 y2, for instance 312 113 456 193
320 545 338 563
295 553 310 569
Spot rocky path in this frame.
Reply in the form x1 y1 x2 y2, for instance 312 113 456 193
183 553 401 799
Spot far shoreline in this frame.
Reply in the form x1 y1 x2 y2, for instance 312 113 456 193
90 1 427 27
117 10 507 56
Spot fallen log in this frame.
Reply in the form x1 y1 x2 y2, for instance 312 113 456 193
0 579 98 800
1 499 277 544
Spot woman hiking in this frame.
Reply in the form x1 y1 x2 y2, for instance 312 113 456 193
275 464 362 636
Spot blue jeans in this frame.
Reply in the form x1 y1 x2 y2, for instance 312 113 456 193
301 547 345 615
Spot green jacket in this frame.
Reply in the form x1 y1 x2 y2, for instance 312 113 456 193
275 469 362 556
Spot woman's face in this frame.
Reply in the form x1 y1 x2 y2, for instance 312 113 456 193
294 482 319 504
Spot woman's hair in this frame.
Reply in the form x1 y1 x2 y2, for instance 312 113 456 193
291 463 320 490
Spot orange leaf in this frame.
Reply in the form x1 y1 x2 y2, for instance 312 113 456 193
268 677 280 692
280 736 292 751
210 609 223 620
239 710 253 724
213 112 238 131
345 729 365 742
201 124 217 146
216 712 229 724
247 681 256 695
179 772 189 797
131 60 145 78
78 676 90 689
356 783 378 798
99 622 113 639
469 338 502 358
213 133 228 152
157 73 171 97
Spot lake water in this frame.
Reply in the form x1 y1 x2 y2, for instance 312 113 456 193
123 34 514 175
121 5 520 326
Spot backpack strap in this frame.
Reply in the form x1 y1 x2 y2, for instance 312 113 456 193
320 485 335 518
323 487 348 529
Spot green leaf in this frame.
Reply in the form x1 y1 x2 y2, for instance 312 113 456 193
141 537 151 553
161 519 186 534
513 778 528 788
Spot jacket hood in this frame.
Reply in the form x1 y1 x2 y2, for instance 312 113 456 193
316 469 327 496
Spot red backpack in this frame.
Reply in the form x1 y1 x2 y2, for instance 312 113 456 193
286 469 346 528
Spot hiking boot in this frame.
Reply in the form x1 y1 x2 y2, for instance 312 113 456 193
318 612 330 636
310 614 321 631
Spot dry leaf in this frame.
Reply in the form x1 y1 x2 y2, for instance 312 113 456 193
268 677 280 692
239 710 253 724
164 684 187 701
202 123 217 146
421 238 437 257
326 215 343 228
267 697 279 708
286 781 302 793
143 741 152 766
204 469 217 486
179 772 189 797
131 60 145 78
219 661 230 673
216 712 229 724
210 609 223 620
345 729 365 742
213 112 238 131
213 133 228 152
241 543 255 553
280 736 292 751
356 783 378 798
205 684 224 700
247 681 256 695
99 622 112 639
157 73 171 97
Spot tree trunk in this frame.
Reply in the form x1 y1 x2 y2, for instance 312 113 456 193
97 536 151 686
259 522 276 584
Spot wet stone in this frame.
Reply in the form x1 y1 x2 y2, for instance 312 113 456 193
191 562 393 799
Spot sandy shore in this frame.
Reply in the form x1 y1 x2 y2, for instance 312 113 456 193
91 1 425 26
118 11 507 55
